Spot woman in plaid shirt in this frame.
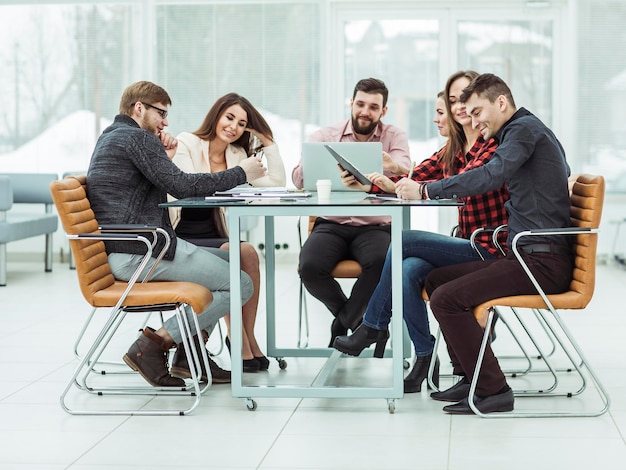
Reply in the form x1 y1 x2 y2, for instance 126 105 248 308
333 71 509 394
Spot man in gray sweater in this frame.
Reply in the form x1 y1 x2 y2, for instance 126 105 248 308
87 81 265 387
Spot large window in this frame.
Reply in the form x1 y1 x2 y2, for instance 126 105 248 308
457 20 554 125
155 2 319 174
577 0 626 192
0 3 135 173
0 1 320 177
343 19 441 158
0 0 625 196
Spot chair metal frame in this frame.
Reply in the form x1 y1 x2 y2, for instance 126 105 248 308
51 176 214 416
72 308 225 373
468 174 610 418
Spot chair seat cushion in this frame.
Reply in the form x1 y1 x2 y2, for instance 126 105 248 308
91 280 214 314
330 260 362 278
473 291 589 328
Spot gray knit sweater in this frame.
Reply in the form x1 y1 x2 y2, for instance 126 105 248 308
87 115 247 259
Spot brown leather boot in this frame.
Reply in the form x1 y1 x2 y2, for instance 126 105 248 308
170 331 231 384
122 327 185 387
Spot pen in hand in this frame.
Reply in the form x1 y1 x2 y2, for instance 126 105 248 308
407 161 416 180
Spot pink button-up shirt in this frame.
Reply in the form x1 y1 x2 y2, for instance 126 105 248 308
292 119 410 226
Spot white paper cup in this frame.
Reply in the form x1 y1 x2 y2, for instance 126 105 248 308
316 179 332 200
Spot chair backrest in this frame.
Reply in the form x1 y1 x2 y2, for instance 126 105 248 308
473 174 605 324
566 173 605 308
49 175 116 304
2 173 58 205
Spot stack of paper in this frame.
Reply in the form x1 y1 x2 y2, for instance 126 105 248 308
212 187 311 199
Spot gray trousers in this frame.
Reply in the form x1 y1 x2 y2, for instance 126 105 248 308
108 237 253 344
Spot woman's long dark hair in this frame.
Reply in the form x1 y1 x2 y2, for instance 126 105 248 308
439 70 479 173
193 93 273 156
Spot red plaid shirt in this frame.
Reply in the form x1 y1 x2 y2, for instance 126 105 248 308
371 137 509 257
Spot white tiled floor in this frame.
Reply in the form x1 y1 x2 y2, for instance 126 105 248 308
2 255 626 469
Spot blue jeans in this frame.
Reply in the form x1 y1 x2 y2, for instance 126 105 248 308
361 229 494 356
108 238 253 344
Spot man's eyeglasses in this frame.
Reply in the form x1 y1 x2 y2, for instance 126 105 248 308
141 102 168 119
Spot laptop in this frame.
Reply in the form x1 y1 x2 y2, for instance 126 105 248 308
301 141 383 191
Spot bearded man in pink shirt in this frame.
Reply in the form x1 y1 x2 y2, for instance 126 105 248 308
292 78 411 346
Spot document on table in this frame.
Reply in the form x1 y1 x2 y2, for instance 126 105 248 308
203 197 248 203
365 195 401 201
213 187 311 198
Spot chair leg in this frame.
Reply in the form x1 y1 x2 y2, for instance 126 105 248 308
0 243 6 286
297 279 310 348
73 307 98 361
208 319 225 357
468 307 610 418
61 304 206 416
531 308 557 358
44 232 53 272
73 307 153 376
428 308 540 392
497 309 561 396
494 309 535 376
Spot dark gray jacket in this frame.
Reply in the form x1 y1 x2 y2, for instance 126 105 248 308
425 107 571 249
87 115 247 259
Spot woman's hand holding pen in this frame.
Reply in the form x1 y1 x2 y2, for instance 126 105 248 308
395 178 422 199
395 161 421 199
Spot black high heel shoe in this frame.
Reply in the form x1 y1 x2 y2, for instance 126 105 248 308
255 355 270 371
332 324 389 358
225 337 261 373
329 317 348 347
404 354 440 393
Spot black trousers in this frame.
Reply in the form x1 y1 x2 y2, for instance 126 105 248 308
425 250 573 397
299 218 391 330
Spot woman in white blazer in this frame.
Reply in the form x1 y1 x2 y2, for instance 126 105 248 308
170 93 286 373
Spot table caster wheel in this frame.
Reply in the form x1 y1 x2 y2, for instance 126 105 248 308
277 358 287 369
387 399 395 414
403 359 410 370
245 398 257 411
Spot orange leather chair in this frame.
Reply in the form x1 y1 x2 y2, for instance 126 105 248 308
468 174 610 417
50 175 214 416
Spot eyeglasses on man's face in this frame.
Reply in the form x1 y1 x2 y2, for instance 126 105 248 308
141 102 168 119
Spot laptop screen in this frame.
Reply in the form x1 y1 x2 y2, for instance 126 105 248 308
301 142 383 191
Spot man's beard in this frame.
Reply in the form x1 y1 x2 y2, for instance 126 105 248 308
139 116 159 136
351 115 378 136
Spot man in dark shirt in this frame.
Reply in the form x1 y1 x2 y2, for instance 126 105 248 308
87 81 265 387
420 73 574 414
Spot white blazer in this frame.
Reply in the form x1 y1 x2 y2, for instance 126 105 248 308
168 132 286 229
